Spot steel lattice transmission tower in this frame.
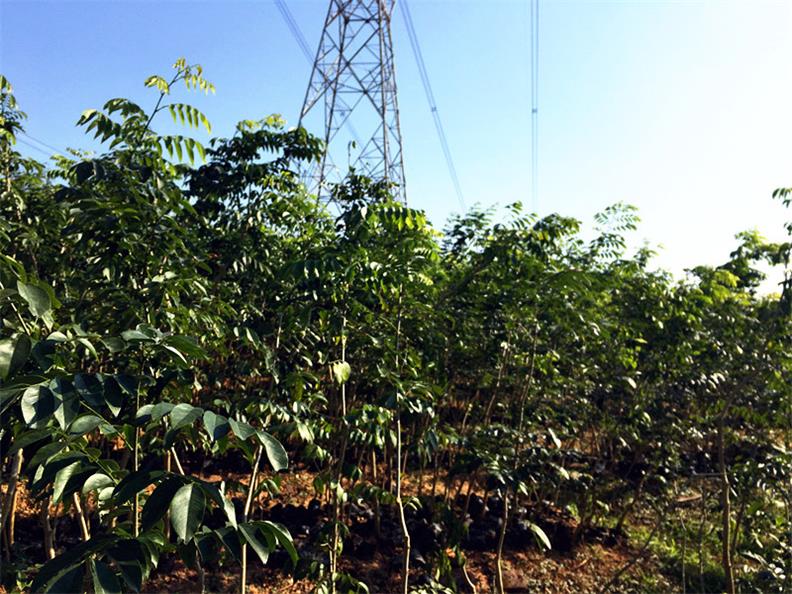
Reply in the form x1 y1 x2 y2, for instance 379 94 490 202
299 0 406 203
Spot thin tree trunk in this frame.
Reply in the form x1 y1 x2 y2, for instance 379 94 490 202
717 420 735 594
483 343 509 425
396 414 411 594
681 516 687 594
495 491 509 594
372 450 381 540
698 481 707 594
0 449 23 559
40 497 55 560
240 446 264 594
393 289 411 594
133 391 140 538
73 493 90 541
329 317 349 594
164 451 172 541
597 507 663 594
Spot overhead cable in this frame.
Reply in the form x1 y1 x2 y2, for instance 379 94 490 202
274 0 314 63
530 0 539 211
274 0 361 145
400 0 466 211
21 132 62 155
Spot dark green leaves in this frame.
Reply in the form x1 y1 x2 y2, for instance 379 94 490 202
239 521 298 566
91 559 122 594
203 410 230 441
29 535 115 593
330 360 351 385
17 280 51 318
83 472 114 494
170 483 205 542
0 334 30 379
170 403 203 430
141 476 185 532
113 470 164 504
69 414 104 436
21 384 55 428
257 430 288 472
53 460 82 503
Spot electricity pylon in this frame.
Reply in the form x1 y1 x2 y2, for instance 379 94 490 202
299 0 406 203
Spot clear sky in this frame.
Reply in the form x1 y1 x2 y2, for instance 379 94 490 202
1 0 791 288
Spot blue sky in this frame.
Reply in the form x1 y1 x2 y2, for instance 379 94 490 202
2 0 790 288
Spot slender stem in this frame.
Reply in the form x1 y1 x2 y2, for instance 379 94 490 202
240 446 263 594
681 516 687 594
73 493 90 541
598 506 665 594
0 449 23 560
330 316 349 594
133 390 140 538
40 496 55 560
717 419 735 594
170 447 186 475
495 491 509 594
393 287 411 594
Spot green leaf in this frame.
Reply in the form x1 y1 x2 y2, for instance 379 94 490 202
163 335 206 359
200 482 237 528
170 483 205 542
529 522 552 550
214 526 242 563
142 476 185 532
0 334 31 380
239 522 273 565
30 535 114 592
170 403 203 430
50 377 79 430
53 460 82 503
21 384 55 428
330 361 351 385
103 377 124 417
257 430 288 472
69 414 103 436
260 520 298 564
151 401 175 421
203 410 230 441
46 562 85 594
161 344 189 367
75 373 104 407
83 473 114 495
102 336 126 353
113 469 164 504
17 281 51 318
91 559 122 594
9 428 51 455
120 329 152 342
229 418 256 441
106 540 147 591
135 404 155 424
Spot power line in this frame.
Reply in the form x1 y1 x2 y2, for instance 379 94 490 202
530 0 539 212
273 0 313 63
274 0 362 148
400 0 466 211
16 137 53 158
20 131 62 155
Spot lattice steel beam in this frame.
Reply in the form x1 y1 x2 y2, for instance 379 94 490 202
299 0 406 203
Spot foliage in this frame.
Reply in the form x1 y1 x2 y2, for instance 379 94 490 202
1 61 790 594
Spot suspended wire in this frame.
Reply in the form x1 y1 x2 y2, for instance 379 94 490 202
273 0 361 147
20 131 62 155
530 0 539 212
273 0 313 63
16 138 55 158
400 0 466 211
